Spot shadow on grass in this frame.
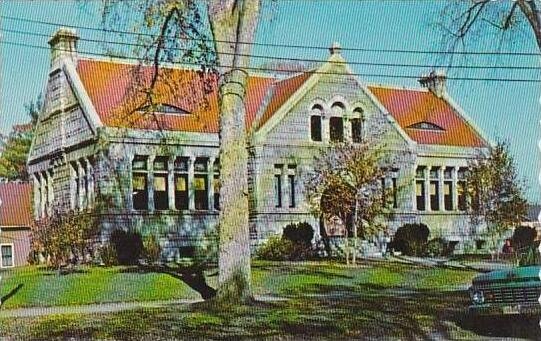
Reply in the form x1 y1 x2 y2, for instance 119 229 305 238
121 265 217 300
1 284 23 305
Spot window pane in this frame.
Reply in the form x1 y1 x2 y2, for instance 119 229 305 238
133 173 148 210
329 117 344 142
194 175 208 210
430 167 440 179
133 156 147 170
154 176 167 191
154 175 168 210
416 180 425 211
458 181 467 211
392 178 398 209
213 159 220 174
416 166 425 179
310 116 322 141
444 167 453 179
351 118 362 143
175 175 188 210
214 175 220 210
274 174 282 208
153 157 168 171
444 182 453 211
430 181 439 211
174 157 189 171
194 158 208 172
1 245 13 267
289 174 295 208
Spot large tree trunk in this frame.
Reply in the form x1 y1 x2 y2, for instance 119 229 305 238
209 0 260 304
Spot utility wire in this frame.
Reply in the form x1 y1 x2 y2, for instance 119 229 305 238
2 14 541 57
2 27 540 71
3 39 541 83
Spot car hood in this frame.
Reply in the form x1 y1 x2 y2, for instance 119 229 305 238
472 265 541 286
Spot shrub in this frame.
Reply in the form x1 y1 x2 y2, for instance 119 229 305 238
110 229 143 265
391 223 430 256
283 222 314 247
256 236 296 261
192 229 219 268
518 242 541 266
512 226 537 251
425 238 452 257
100 243 118 266
143 234 162 265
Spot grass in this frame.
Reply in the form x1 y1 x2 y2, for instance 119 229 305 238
1 260 539 340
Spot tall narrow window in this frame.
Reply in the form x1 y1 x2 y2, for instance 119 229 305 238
310 105 323 142
153 156 169 210
274 164 283 208
430 167 440 211
329 117 344 142
194 158 209 210
392 177 398 209
415 166 426 211
457 167 467 211
351 118 363 143
288 165 296 208
132 156 148 210
444 167 453 211
213 158 220 210
1 244 14 268
70 163 78 211
174 157 189 210
381 177 387 206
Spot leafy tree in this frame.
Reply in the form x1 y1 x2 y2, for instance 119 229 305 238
0 94 42 181
305 141 396 264
466 141 528 249
99 0 266 303
31 211 99 269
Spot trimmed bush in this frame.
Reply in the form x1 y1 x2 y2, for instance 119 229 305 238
425 238 453 257
143 234 162 264
512 226 537 251
256 236 296 261
110 230 143 265
283 222 314 247
391 223 430 256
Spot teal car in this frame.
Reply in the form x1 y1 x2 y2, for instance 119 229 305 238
468 265 541 316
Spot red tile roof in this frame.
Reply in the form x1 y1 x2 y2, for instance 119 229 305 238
76 59 276 132
368 86 487 147
258 71 313 128
0 182 33 227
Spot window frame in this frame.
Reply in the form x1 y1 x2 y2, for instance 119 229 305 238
153 156 169 211
132 155 149 211
194 157 209 210
0 243 15 268
329 116 344 142
174 156 189 211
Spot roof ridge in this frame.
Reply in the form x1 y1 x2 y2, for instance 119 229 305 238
77 55 277 79
367 83 429 92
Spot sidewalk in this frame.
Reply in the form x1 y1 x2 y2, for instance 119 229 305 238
0 295 287 318
394 255 514 272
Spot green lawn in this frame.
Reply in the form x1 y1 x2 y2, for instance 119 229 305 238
1 260 538 340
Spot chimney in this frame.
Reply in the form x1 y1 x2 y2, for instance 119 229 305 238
419 70 446 98
48 28 78 68
329 41 341 56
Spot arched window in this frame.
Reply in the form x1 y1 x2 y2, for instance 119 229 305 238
310 104 323 141
351 108 364 143
329 102 345 142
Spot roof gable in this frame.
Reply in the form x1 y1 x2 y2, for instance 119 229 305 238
367 86 487 148
0 182 33 227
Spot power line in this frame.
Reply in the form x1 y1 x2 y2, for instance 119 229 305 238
2 14 541 57
3 39 541 83
2 27 541 71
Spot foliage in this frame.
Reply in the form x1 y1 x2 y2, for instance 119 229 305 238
305 141 395 238
110 230 143 265
518 243 541 267
31 211 98 268
466 141 528 241
282 222 314 247
425 238 453 257
391 223 430 256
99 244 118 267
256 236 315 261
511 226 537 251
142 234 162 264
0 94 41 181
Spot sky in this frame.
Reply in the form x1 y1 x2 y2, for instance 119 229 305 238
1 0 540 202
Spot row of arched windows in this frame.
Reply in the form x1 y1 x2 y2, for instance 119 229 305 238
310 102 364 143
